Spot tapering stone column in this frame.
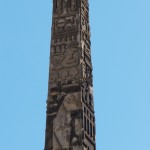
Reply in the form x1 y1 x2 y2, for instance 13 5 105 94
44 0 96 149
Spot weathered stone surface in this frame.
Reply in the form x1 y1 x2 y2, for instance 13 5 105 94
44 0 96 150
53 92 82 149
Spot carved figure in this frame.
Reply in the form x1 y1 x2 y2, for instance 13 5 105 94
53 93 82 149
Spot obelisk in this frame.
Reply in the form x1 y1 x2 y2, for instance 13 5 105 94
44 0 96 149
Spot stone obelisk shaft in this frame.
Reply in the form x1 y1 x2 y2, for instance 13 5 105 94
44 0 96 149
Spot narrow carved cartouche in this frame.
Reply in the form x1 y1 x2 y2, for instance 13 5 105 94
44 0 96 149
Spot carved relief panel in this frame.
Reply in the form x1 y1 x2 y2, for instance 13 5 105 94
51 45 79 70
53 15 78 35
49 66 81 90
52 92 82 150
49 42 81 89
82 82 94 109
53 0 78 14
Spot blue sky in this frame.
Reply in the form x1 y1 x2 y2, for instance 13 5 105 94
0 0 150 150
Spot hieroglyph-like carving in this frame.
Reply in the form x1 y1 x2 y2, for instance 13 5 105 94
50 67 80 89
55 0 77 13
82 82 94 108
51 46 79 69
50 44 80 87
54 15 78 34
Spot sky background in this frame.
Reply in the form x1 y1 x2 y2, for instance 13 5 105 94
0 0 150 150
